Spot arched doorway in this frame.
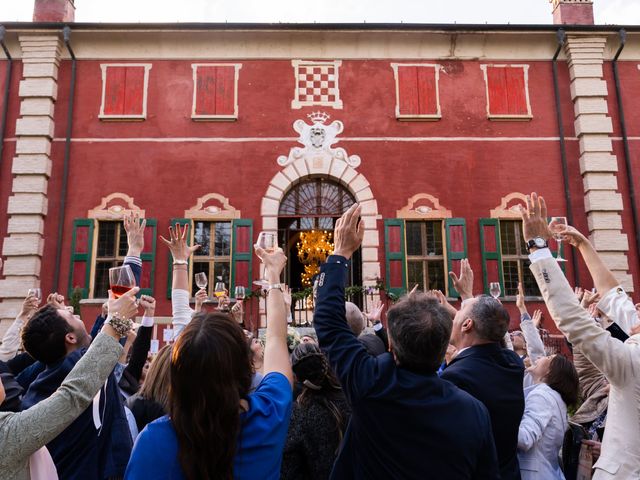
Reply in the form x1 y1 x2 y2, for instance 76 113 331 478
277 177 362 298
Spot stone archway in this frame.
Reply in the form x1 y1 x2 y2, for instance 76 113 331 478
260 113 381 288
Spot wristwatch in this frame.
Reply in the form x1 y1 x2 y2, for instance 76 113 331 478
526 237 548 252
267 283 283 293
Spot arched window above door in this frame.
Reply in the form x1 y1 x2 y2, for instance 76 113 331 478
279 178 355 218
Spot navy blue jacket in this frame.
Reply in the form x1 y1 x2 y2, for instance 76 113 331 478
314 256 499 480
441 343 525 480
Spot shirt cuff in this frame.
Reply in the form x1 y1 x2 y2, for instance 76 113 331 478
124 255 142 267
373 322 383 332
141 315 154 327
528 248 553 264
326 255 350 268
520 312 532 322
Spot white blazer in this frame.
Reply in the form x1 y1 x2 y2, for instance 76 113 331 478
518 383 568 480
531 256 640 479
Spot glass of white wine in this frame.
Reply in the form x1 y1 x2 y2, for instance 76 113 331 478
195 272 208 302
549 216 568 262
214 282 226 310
489 282 501 299
27 288 42 302
253 231 277 288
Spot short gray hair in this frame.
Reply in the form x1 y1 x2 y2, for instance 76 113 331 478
345 302 365 336
469 295 510 342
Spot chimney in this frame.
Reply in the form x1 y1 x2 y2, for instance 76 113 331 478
550 0 594 25
33 0 75 23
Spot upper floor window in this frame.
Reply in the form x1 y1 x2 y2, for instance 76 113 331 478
480 65 532 120
291 60 343 110
191 221 232 296
391 64 441 120
405 221 446 292
99 64 152 120
191 64 242 120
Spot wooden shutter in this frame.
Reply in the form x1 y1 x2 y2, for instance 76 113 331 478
139 218 157 296
103 65 147 117
396 65 439 118
166 219 192 298
445 218 468 298
68 219 95 299
486 66 529 117
384 219 407 297
230 219 253 293
479 218 504 295
193 65 236 118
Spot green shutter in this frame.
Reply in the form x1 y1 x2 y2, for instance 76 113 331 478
479 218 504 295
68 219 95 299
384 219 407 297
230 219 254 293
445 218 468 298
167 218 192 298
139 218 157 297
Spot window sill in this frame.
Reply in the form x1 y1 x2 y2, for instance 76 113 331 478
99 115 146 122
191 115 238 122
80 298 108 305
397 115 441 121
487 114 533 122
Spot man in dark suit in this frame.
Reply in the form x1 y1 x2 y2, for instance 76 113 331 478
314 204 499 480
441 260 525 480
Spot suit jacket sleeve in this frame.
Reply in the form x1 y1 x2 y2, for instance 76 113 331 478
530 257 634 385
520 317 546 365
474 410 500 479
124 325 152 384
313 257 379 404
518 388 554 451
0 333 122 469
374 324 389 351
124 256 142 288
0 316 25 362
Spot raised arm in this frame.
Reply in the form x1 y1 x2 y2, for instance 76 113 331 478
0 295 38 362
0 288 138 468
257 246 293 386
516 283 546 363
160 224 200 338
123 211 146 287
522 193 636 385
123 295 155 384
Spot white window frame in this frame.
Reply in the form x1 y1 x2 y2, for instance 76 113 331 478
390 63 442 121
99 63 152 121
291 59 343 110
191 63 242 121
480 64 533 121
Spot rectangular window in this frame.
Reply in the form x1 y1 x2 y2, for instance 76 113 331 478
391 64 441 120
291 60 343 110
92 221 128 298
191 64 241 120
192 221 232 296
99 64 152 120
499 220 539 297
481 65 532 120
405 221 446 292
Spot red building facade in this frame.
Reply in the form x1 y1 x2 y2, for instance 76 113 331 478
0 0 639 335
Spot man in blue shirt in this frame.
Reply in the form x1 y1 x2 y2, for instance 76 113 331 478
314 204 499 479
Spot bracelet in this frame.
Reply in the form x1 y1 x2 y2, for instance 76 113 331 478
173 260 188 266
105 313 133 337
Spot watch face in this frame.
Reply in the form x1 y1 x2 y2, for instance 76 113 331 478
534 238 547 248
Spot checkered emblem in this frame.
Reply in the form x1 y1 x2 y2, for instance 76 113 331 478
291 60 343 109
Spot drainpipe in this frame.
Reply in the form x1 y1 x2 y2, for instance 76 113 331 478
52 26 76 292
612 29 640 276
0 26 13 178
551 28 580 286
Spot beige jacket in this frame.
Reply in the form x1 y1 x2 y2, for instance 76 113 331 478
0 332 123 480
530 257 640 479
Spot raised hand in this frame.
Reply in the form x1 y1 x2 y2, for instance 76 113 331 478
255 246 287 284
124 211 147 257
516 282 527 314
139 295 156 317
282 284 292 311
431 290 457 319
560 225 589 248
520 192 551 243
19 294 40 319
366 299 385 324
108 286 140 321
574 287 584 303
333 203 364 260
160 224 200 262
581 289 600 309
47 292 66 309
448 258 473 301
531 309 543 328
194 289 208 313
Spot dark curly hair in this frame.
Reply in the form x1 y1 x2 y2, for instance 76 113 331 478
21 305 73 364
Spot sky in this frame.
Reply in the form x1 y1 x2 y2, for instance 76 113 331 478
2 0 640 24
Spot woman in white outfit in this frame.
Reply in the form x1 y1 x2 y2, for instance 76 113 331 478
518 353 579 480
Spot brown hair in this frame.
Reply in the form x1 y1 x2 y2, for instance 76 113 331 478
139 344 172 411
170 312 253 480
546 354 580 407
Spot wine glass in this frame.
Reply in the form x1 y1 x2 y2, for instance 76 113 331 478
27 288 42 302
109 265 136 298
489 282 501 299
549 217 568 262
195 272 208 291
235 286 246 300
214 281 226 310
253 231 277 288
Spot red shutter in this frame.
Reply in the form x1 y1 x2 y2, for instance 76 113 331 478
486 66 528 116
103 66 146 116
397 65 438 117
194 65 236 117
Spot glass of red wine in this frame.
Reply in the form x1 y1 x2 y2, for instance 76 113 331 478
109 265 136 298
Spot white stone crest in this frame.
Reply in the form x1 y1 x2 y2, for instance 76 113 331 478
277 112 361 168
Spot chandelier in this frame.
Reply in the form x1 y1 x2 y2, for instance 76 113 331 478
296 230 334 287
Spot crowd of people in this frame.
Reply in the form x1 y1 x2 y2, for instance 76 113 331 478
0 192 638 480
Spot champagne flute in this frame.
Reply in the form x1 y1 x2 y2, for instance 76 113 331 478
489 282 501 299
253 231 277 288
550 217 568 262
27 288 42 302
109 265 136 298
